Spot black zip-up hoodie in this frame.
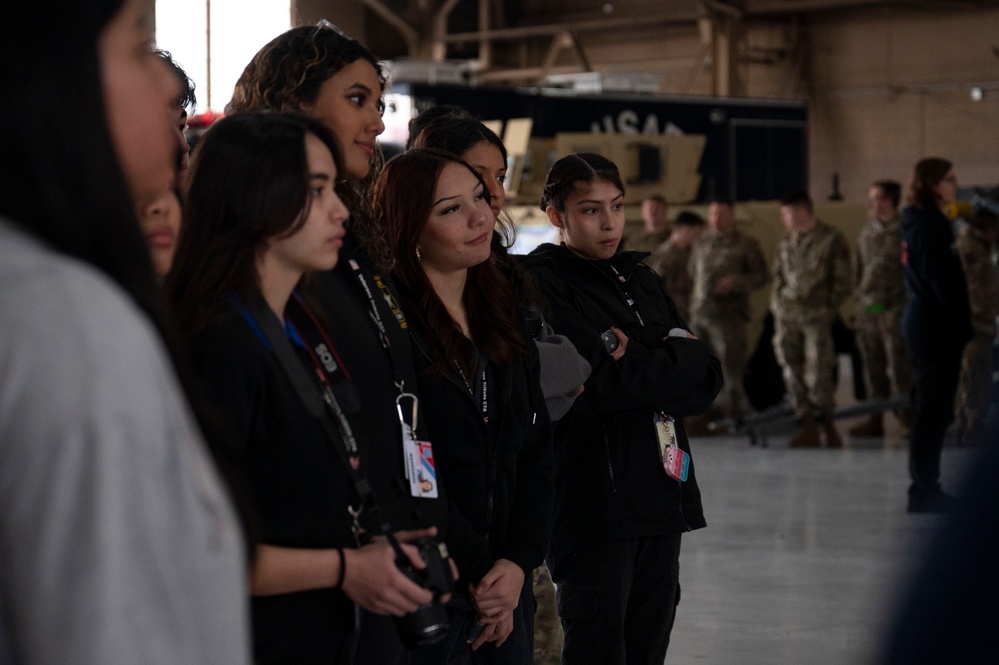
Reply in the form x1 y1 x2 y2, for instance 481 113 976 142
522 243 722 572
408 320 554 590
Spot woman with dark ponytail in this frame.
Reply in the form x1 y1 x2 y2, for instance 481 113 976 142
523 153 722 665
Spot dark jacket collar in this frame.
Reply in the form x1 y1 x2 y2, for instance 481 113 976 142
524 242 649 279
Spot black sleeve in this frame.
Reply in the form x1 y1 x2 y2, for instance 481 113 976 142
499 340 554 576
191 322 269 452
536 269 723 418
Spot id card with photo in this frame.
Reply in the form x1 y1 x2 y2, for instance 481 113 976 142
403 431 439 498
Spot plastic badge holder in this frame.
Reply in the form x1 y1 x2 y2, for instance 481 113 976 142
665 446 689 482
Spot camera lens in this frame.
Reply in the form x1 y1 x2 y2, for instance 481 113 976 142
395 602 449 648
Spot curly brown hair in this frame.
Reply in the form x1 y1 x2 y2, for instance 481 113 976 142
226 24 393 272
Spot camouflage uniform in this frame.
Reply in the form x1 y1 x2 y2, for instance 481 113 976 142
532 564 563 665
853 215 910 401
771 221 852 414
647 239 694 322
688 229 770 416
625 230 671 255
955 223 998 445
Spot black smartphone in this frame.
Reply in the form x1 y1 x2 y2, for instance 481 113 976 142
600 328 619 353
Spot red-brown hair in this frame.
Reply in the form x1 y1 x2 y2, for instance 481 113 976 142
374 148 525 376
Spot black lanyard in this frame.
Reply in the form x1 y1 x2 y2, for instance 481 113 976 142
284 295 361 463
455 361 489 423
347 258 392 349
608 263 645 326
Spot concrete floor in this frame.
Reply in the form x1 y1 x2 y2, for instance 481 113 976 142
668 418 974 665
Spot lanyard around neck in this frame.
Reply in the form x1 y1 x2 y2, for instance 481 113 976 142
608 263 645 326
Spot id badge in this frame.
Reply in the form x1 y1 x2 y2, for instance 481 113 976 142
654 413 688 483
403 430 439 498
664 445 689 483
654 413 677 460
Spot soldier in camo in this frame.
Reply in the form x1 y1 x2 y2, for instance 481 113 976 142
771 190 852 447
646 211 706 322
954 206 998 446
624 194 671 254
849 180 912 438
688 199 770 419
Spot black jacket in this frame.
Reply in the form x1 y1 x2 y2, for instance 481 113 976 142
408 319 554 590
192 305 354 665
523 244 722 570
901 205 973 351
312 237 450 536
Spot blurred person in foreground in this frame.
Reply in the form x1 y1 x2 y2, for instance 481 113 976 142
0 0 250 662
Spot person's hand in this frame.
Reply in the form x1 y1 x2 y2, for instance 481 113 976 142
714 275 736 296
341 529 438 616
470 558 524 617
470 610 514 650
389 526 458 604
609 326 629 361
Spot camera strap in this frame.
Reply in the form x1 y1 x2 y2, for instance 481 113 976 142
243 296 400 544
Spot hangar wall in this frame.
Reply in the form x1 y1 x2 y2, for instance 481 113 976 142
289 1 998 202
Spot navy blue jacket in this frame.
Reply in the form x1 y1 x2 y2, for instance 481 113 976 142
901 205 972 352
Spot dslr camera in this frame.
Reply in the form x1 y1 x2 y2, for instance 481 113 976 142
394 536 453 647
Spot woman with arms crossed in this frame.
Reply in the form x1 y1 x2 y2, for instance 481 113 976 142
523 153 722 665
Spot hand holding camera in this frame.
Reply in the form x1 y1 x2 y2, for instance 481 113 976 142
341 527 452 639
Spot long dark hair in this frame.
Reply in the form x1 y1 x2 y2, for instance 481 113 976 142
0 0 161 323
227 24 391 272
166 112 342 342
907 157 953 210
374 149 525 376
540 152 626 214
409 115 548 302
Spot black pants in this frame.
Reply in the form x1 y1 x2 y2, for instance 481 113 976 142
554 534 683 665
906 336 964 491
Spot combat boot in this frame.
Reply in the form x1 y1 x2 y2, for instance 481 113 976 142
789 413 820 448
848 413 883 437
821 411 843 448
